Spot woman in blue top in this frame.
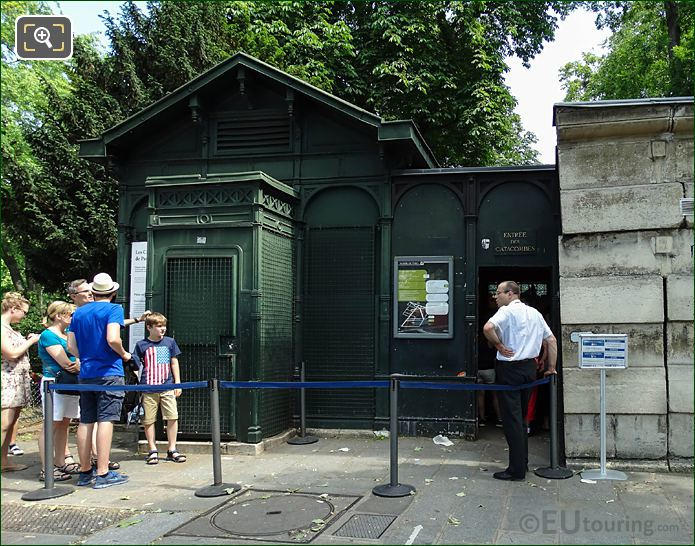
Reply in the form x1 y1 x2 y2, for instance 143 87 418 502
37 301 81 481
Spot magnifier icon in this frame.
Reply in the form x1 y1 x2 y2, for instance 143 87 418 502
33 26 53 49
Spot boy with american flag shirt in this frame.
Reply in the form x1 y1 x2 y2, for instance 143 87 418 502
134 313 186 464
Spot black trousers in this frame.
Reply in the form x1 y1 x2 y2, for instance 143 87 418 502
495 359 537 476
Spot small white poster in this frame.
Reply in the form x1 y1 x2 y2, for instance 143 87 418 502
128 241 147 351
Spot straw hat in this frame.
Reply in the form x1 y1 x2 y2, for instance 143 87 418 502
89 273 120 295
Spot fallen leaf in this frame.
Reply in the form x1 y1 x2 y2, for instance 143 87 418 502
117 519 142 528
414 446 423 452
311 518 325 525
456 492 466 497
448 516 461 526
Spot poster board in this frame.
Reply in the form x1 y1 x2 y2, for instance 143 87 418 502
393 256 453 339
128 241 147 352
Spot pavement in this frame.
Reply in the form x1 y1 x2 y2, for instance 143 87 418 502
1 426 692 545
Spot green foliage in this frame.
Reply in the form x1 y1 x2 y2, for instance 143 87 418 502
560 1 694 100
3 0 582 296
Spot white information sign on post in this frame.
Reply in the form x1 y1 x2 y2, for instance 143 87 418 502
578 333 629 482
578 334 628 369
128 241 147 352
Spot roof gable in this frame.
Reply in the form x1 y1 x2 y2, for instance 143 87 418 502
79 51 437 167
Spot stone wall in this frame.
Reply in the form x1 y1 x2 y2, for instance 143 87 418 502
555 98 694 463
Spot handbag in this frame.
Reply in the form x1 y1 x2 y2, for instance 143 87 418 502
55 369 79 396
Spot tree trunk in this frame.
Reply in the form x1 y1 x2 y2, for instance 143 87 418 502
664 1 686 95
0 233 26 291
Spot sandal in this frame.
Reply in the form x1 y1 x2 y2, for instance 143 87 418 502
166 450 186 463
92 458 120 470
40 466 72 482
146 450 159 465
57 461 80 474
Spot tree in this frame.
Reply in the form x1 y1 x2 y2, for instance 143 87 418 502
4 1 580 292
560 1 694 101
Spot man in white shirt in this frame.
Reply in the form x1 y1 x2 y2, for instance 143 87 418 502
483 281 557 480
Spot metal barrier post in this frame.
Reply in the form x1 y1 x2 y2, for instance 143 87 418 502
534 374 573 479
372 376 415 497
195 379 241 497
287 361 318 445
22 378 75 501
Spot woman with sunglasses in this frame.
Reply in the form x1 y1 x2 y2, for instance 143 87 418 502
37 300 81 481
1 292 39 472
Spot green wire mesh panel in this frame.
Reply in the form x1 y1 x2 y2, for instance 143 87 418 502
259 231 294 438
304 227 375 421
166 257 236 438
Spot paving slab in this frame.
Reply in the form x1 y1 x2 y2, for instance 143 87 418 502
1 427 692 545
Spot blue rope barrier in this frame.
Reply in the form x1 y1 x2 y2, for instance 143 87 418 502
49 377 550 393
220 380 389 389
47 381 208 393
400 377 551 391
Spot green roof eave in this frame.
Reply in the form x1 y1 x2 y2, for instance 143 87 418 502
99 52 383 146
379 120 439 168
145 171 299 200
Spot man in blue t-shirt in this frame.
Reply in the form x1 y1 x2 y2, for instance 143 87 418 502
68 273 131 489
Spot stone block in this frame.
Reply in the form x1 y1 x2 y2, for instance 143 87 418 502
557 139 684 191
560 276 663 324
667 275 694 320
563 367 666 414
666 322 694 366
669 413 695 458
561 324 663 368
559 229 694 277
563 414 612 457
614 414 667 458
668 365 694 413
561 183 684 234
672 229 695 273
674 138 694 186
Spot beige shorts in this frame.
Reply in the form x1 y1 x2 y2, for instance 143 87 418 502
142 390 178 425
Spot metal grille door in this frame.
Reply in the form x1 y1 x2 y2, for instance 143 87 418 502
260 232 293 437
304 227 375 420
166 257 236 438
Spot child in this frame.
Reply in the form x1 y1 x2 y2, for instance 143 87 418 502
134 313 186 464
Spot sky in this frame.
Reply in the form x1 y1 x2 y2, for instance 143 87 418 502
56 1 611 164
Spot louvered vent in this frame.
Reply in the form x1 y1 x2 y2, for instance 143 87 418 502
215 111 290 154
680 198 694 216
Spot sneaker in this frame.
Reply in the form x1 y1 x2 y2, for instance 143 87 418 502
93 470 129 489
8 444 24 456
477 417 487 427
76 468 96 487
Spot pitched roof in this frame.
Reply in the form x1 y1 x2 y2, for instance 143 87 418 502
79 51 437 167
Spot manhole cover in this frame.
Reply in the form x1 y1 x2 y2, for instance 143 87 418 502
334 514 396 539
168 489 361 543
213 493 334 536
1 503 138 535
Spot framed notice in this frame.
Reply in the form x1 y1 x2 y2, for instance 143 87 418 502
394 256 453 339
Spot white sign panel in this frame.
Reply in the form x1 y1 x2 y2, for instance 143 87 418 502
128 241 147 352
578 334 628 369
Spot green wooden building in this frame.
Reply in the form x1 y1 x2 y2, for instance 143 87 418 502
79 52 559 443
